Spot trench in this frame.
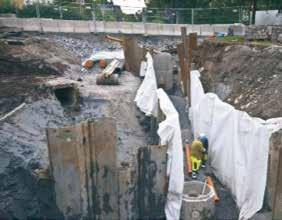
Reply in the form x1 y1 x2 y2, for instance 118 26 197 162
1 31 281 220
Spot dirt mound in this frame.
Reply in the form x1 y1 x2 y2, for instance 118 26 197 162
0 36 80 117
0 34 82 219
194 41 282 119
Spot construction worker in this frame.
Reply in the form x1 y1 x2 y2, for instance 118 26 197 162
198 133 209 168
190 138 206 179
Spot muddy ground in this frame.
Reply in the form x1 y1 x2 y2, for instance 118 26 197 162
1 31 281 219
0 32 149 219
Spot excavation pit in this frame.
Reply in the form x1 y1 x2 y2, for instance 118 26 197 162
182 181 215 220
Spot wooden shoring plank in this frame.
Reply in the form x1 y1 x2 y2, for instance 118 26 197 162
176 42 187 95
90 117 118 219
273 148 282 219
189 32 198 50
46 121 90 218
138 145 167 219
118 166 136 220
181 27 189 96
267 132 282 209
47 118 118 219
123 36 146 76
181 27 188 58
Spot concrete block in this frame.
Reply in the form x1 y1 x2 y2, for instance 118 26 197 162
200 24 214 36
213 24 229 34
118 22 132 34
94 21 105 33
57 20 75 32
22 18 41 32
191 25 201 35
0 18 22 29
73 20 90 33
145 23 161 35
103 21 119 34
41 19 59 32
88 21 95 33
131 22 145 34
158 23 174 36
0 18 245 36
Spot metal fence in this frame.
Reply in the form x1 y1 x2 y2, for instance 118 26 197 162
1 3 251 24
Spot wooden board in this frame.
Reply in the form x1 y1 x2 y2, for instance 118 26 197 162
273 148 282 219
118 167 136 220
123 37 146 76
90 118 118 219
47 121 91 218
176 42 187 95
266 130 282 219
47 118 118 219
138 145 167 219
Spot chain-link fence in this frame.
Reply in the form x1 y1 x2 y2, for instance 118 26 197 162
1 3 252 24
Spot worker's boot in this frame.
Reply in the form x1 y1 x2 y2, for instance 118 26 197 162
192 171 198 179
201 163 206 168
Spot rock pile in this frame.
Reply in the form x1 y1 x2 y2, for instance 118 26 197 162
245 25 282 43
245 25 271 40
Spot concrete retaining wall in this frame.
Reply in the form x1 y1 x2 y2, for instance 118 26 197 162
0 17 245 36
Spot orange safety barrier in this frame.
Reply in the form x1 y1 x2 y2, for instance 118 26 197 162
206 176 220 203
185 144 192 174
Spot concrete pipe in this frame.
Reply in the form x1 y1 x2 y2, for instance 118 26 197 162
182 181 215 220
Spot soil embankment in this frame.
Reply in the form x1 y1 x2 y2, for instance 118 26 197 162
194 40 282 119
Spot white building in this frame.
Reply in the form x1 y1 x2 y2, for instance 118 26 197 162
110 0 146 14
24 0 54 5
256 10 282 25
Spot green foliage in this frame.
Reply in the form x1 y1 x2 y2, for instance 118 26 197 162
0 0 16 13
0 0 281 23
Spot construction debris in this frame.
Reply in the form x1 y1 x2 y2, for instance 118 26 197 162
82 59 94 69
0 103 26 122
96 59 121 85
99 59 107 68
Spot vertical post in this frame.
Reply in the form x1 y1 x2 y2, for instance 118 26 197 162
35 0 40 18
138 145 167 219
239 6 241 23
181 26 188 96
142 8 147 23
191 8 194 24
59 6 63 19
273 148 282 219
187 32 197 107
251 0 257 25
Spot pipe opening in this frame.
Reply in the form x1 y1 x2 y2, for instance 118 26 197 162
54 87 76 107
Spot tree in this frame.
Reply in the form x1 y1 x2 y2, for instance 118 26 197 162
12 0 24 9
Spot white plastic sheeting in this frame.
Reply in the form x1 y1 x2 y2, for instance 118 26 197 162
157 89 184 220
135 52 184 220
82 50 124 66
135 53 158 117
189 70 282 219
